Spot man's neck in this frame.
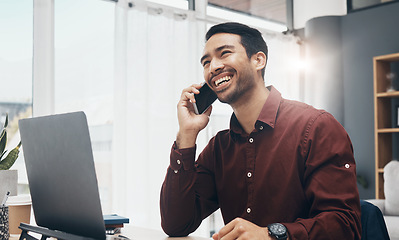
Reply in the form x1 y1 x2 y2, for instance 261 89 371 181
232 84 270 135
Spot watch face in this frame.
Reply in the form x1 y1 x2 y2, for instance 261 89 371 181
268 223 287 239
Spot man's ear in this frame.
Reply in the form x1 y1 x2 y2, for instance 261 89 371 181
252 51 267 71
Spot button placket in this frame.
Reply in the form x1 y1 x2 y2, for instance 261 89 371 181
245 134 256 221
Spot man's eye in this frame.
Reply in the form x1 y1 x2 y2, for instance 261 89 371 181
202 61 210 67
221 51 231 56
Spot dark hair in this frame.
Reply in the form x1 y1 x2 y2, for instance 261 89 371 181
205 22 268 78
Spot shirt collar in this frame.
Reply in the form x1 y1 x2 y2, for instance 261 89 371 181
230 85 281 136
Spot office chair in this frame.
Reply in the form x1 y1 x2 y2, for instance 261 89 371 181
360 200 390 240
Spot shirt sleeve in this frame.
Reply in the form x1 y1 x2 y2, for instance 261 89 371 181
160 141 219 237
284 112 362 240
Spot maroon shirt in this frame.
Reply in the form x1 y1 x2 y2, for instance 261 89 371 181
160 86 361 239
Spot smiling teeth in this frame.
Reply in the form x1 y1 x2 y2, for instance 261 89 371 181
215 76 232 86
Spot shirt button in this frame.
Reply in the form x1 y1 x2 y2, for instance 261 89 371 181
247 172 252 178
249 138 254 143
259 126 264 130
247 208 251 214
345 164 350 169
174 170 178 174
177 159 181 165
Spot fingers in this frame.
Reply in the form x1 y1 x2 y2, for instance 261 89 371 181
180 84 202 103
212 232 219 240
213 218 270 240
214 218 240 240
176 83 212 148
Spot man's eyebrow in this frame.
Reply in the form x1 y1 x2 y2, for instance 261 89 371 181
216 44 235 52
200 44 236 64
200 54 209 64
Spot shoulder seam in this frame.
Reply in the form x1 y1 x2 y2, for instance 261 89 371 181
301 111 329 155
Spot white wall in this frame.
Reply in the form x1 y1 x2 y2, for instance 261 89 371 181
293 0 346 29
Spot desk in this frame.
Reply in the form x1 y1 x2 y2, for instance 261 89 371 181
121 225 209 239
9 225 210 240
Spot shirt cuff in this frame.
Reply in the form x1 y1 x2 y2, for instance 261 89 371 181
170 141 196 171
283 222 308 239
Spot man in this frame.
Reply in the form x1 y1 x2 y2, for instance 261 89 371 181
160 22 361 240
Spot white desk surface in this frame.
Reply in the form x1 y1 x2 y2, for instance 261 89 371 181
121 225 210 240
9 225 210 240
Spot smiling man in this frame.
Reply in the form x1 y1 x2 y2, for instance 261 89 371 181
160 22 361 240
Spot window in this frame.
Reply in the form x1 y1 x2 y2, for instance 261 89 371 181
0 0 33 192
347 0 399 12
208 0 287 25
54 0 114 213
147 0 189 9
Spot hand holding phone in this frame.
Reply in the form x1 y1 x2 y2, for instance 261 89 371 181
193 83 218 115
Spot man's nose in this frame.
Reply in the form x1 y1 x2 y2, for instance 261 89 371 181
209 58 224 75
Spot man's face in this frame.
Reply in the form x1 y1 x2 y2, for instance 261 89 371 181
200 33 257 105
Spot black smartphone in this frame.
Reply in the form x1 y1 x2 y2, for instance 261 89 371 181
193 83 218 115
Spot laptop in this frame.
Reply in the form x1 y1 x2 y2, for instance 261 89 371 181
19 112 127 240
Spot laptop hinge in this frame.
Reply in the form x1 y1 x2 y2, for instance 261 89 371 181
19 223 100 240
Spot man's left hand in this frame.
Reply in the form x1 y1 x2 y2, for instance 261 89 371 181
212 218 272 240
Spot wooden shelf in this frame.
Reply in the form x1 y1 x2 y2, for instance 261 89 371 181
373 52 399 199
376 91 399 97
377 128 399 133
374 52 399 61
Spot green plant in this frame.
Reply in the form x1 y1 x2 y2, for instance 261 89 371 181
0 114 21 170
357 174 368 189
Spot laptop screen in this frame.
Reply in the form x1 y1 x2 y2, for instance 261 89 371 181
19 112 106 240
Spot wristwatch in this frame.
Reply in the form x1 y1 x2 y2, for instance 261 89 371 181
267 223 288 240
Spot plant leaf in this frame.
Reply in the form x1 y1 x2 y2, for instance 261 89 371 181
4 113 8 128
0 143 20 170
0 150 7 160
0 129 6 155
